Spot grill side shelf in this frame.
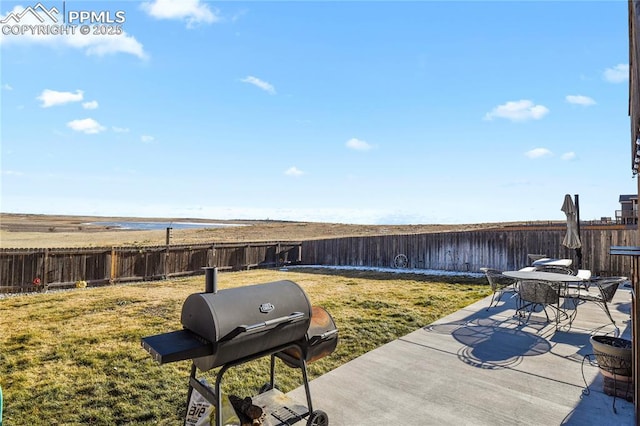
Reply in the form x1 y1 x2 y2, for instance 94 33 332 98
141 330 213 364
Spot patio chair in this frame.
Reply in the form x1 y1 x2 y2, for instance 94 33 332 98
516 280 561 325
534 264 575 275
527 253 547 264
533 265 577 299
480 267 518 310
565 276 628 328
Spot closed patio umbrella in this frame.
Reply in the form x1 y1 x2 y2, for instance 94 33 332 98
561 194 582 268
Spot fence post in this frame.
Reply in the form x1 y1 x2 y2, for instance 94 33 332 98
110 247 117 285
209 243 215 267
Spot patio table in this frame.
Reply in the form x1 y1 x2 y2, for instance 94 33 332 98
503 270 586 327
503 270 587 304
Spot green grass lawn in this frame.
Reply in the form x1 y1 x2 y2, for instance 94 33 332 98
0 268 491 425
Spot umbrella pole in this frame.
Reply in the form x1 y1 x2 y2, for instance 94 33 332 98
574 194 583 269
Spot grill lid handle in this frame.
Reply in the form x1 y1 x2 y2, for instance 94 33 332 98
219 312 307 341
239 311 306 334
308 329 338 346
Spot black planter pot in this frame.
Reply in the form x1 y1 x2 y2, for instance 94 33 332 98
590 335 633 378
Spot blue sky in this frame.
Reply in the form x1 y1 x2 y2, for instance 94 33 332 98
0 1 633 224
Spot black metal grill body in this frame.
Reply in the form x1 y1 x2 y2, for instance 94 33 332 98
181 280 312 371
141 274 337 426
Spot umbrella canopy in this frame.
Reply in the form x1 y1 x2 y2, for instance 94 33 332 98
561 194 582 249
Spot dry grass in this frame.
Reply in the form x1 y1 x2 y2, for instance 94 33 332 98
0 213 513 248
0 268 490 425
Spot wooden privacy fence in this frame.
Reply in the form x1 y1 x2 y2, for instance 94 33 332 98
0 242 302 293
2 226 638 293
300 227 638 277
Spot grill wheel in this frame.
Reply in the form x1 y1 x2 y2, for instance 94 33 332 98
307 410 329 426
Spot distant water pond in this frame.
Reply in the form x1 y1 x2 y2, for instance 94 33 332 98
90 221 244 231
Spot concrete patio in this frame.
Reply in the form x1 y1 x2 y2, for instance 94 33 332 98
290 283 635 425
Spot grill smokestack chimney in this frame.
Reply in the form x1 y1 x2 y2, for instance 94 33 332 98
204 267 217 293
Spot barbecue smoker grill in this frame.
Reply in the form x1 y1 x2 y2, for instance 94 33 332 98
141 268 338 426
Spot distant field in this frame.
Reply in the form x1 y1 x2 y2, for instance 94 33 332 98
0 213 513 248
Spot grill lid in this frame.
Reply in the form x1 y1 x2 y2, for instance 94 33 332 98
181 280 312 371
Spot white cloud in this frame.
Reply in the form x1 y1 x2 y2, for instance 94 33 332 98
37 89 83 107
603 64 629 83
285 166 304 176
67 118 106 134
141 0 219 28
561 152 576 161
346 138 372 151
241 76 276 94
112 127 130 133
2 84 12 90
0 5 147 59
71 32 147 59
484 100 549 122
525 148 553 159
565 95 596 106
141 135 155 143
82 100 99 110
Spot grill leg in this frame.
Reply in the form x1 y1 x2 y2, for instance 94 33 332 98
214 364 233 426
299 357 314 415
184 364 197 426
270 354 276 390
